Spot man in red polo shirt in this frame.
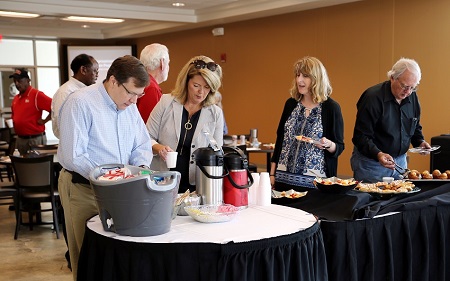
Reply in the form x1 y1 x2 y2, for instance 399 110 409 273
137 43 170 123
10 68 52 155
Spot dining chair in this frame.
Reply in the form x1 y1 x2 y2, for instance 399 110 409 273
0 133 16 182
29 144 58 155
28 144 63 226
10 154 60 240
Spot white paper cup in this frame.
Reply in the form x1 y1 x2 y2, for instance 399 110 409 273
166 151 178 168
5 119 13 128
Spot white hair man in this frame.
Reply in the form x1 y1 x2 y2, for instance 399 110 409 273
137 43 170 122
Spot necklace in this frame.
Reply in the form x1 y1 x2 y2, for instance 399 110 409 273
180 116 193 156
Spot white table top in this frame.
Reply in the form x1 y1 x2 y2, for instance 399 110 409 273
87 204 317 244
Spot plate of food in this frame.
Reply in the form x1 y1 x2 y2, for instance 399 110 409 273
406 169 450 180
295 135 320 145
272 189 308 199
313 177 358 194
354 180 420 199
184 204 239 223
408 145 440 154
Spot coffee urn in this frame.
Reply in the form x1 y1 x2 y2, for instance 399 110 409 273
192 129 227 205
222 146 254 208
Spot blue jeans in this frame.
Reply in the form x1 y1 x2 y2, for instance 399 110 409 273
350 148 407 183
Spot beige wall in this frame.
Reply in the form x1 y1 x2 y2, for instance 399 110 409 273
64 0 450 175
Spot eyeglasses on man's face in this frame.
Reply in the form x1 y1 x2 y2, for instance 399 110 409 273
396 79 418 92
190 60 218 72
121 84 145 98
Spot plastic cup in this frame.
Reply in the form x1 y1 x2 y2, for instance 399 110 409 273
166 151 178 168
5 119 13 128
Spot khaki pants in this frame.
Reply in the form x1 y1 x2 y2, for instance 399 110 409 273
58 169 97 281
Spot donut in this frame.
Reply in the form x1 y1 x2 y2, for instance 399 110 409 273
445 170 450 178
408 170 421 179
432 169 441 179
438 173 448 179
422 170 433 179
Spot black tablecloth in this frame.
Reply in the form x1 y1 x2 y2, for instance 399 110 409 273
274 182 450 281
273 182 450 221
77 221 327 281
321 205 450 281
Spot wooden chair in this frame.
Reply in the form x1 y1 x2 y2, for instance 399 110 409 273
0 133 16 182
29 144 58 155
10 155 60 239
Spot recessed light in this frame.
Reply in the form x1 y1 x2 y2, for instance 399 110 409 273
172 2 185 7
0 10 40 18
62 16 124 23
82 25 90 28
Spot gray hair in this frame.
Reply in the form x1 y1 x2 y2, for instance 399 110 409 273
387 57 421 82
139 43 169 70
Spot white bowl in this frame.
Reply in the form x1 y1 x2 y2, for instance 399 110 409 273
382 177 394 184
178 195 201 216
184 204 239 223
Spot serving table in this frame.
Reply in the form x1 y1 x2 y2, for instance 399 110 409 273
77 204 327 281
273 181 450 281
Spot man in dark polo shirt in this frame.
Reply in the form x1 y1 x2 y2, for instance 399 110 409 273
10 68 52 155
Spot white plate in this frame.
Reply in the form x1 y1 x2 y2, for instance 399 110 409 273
295 135 320 145
408 145 440 154
272 189 308 199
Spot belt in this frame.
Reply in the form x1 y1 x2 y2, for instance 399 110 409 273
18 132 45 139
66 170 90 185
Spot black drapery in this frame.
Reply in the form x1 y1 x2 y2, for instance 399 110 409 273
273 182 450 281
77 222 328 281
321 205 450 281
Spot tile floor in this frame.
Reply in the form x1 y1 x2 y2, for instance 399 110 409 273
0 181 72 281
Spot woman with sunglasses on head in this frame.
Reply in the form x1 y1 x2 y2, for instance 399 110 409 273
146 55 224 192
269 56 345 191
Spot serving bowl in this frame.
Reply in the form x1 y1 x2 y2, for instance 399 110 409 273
313 177 358 194
177 194 201 216
184 204 239 223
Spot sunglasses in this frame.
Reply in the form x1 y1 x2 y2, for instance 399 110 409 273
190 60 218 72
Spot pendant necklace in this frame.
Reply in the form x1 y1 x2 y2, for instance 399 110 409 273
180 115 193 156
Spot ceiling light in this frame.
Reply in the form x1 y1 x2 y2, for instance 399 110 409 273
62 16 124 24
172 3 185 7
0 11 40 18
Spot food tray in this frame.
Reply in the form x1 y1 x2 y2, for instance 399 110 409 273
184 204 239 223
313 177 358 194
354 187 421 200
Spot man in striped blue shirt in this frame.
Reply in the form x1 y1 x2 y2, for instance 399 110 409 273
57 55 152 280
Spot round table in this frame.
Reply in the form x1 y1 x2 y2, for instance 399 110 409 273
78 204 328 281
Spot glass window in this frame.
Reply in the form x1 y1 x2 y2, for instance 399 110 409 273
36 67 60 98
36 67 60 144
0 39 34 65
36 40 59 66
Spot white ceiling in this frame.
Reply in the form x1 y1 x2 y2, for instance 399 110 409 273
0 0 362 39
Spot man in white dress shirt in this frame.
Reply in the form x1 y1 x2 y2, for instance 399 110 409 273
51 54 98 138
51 54 98 271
